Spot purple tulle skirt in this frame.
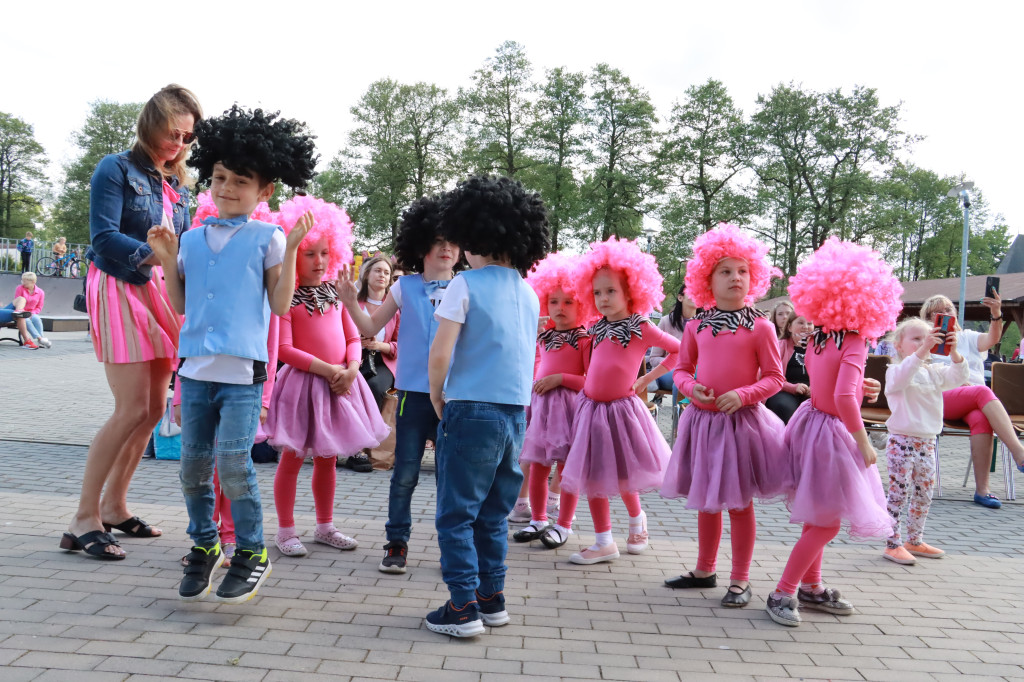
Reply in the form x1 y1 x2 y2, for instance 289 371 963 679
661 403 792 512
784 402 893 541
559 394 670 498
265 365 390 458
519 387 577 466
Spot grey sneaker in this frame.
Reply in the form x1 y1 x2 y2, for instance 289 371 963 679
798 586 854 615
766 593 801 627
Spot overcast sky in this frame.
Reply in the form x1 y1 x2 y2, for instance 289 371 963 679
3 0 1021 236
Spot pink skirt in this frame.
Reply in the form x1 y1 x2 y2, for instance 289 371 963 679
559 394 670 498
784 402 893 541
519 387 577 466
265 365 390 458
661 403 791 511
87 265 181 364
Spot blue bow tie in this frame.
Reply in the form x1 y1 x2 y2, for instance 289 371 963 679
423 279 450 296
201 214 249 229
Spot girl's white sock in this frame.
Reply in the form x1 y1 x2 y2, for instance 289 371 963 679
554 523 571 537
595 530 613 547
316 522 335 535
800 582 825 594
629 511 646 534
277 526 297 539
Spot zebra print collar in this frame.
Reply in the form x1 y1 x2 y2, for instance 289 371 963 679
811 329 858 352
590 314 647 348
693 306 766 337
538 326 587 352
293 282 339 316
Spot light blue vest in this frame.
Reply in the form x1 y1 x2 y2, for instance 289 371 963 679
443 267 539 406
394 274 442 393
177 221 278 362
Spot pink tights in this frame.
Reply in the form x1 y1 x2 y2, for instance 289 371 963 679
776 523 840 595
528 462 566 522
696 504 756 582
554 489 640 532
274 450 336 528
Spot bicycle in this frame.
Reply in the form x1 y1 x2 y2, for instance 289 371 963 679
36 253 81 278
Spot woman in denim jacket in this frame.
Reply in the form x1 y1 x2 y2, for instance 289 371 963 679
61 85 202 560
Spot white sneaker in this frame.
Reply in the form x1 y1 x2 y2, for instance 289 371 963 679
569 542 620 565
37 337 51 349
507 501 532 524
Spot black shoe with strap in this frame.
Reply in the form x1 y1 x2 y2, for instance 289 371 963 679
664 572 717 589
179 544 224 601
214 547 271 604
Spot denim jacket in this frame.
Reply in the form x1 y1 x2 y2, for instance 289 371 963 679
87 150 191 286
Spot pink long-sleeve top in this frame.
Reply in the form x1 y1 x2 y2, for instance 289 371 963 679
279 302 361 371
806 333 867 434
534 335 591 392
358 301 400 376
583 319 680 402
14 284 44 314
675 316 784 411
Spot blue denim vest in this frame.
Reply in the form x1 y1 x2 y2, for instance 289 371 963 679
443 267 539 406
394 275 440 393
87 151 190 286
177 221 278 362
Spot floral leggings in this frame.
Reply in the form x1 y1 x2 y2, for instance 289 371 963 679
885 434 937 549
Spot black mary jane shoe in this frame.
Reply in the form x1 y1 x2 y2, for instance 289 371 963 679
664 572 717 589
720 584 752 608
512 523 551 543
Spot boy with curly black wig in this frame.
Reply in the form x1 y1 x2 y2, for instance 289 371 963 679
148 104 317 605
339 194 461 575
424 175 550 637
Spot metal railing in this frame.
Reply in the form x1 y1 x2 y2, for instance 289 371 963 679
0 238 89 276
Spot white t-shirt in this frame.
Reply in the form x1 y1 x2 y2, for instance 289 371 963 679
929 328 984 387
178 223 286 384
433 275 470 324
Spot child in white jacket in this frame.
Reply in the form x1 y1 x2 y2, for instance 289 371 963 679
882 318 968 565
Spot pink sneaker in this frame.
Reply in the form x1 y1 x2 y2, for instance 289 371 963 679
904 541 944 558
569 542 620 565
626 511 649 554
508 501 532 524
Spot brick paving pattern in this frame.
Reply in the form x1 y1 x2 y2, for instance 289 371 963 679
1 332 1022 680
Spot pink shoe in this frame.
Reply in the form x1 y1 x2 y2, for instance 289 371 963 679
626 511 649 554
569 542 620 565
314 527 358 550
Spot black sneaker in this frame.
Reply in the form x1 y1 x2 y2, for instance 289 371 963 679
379 539 407 574
214 547 271 604
179 544 224 602
476 590 510 626
425 600 485 637
345 453 373 473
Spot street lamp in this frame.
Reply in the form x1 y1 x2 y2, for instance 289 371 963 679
947 181 975 323
642 225 658 253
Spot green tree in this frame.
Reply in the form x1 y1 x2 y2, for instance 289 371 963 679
525 67 588 250
583 63 659 241
399 82 461 198
658 79 752 238
0 112 48 238
461 41 536 177
52 100 142 243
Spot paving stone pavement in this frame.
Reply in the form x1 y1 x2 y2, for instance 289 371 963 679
1 332 1022 680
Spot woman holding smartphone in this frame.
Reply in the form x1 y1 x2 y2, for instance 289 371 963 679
919 293 1024 509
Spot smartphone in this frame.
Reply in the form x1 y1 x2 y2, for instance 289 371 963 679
985 276 1000 300
933 313 955 356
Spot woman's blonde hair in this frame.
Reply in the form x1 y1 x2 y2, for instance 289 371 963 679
920 294 954 325
357 255 394 302
132 84 203 187
21 271 36 283
891 317 933 361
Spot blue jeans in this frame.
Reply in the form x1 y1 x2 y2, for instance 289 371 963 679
655 373 673 391
179 377 265 552
385 390 440 543
435 400 525 606
1 304 42 338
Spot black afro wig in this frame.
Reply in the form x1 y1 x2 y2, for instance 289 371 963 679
394 193 449 273
440 175 550 275
188 105 318 189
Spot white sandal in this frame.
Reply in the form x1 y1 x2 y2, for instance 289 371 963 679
314 528 358 551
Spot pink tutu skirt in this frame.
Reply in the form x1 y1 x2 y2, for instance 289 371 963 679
784 402 893 541
265 365 390 458
519 387 577 466
661 403 791 512
559 394 670 497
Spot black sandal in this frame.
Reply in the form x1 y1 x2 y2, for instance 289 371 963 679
103 516 161 538
540 526 569 549
513 523 550 543
664 571 717 589
59 531 125 560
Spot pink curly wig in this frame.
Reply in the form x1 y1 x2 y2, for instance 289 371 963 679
575 237 664 321
190 190 274 228
788 237 903 342
526 252 598 328
277 194 354 283
684 223 782 309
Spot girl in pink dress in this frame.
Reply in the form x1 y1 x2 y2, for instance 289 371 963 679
660 224 788 608
265 196 390 557
766 237 902 627
556 238 680 564
513 253 593 546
